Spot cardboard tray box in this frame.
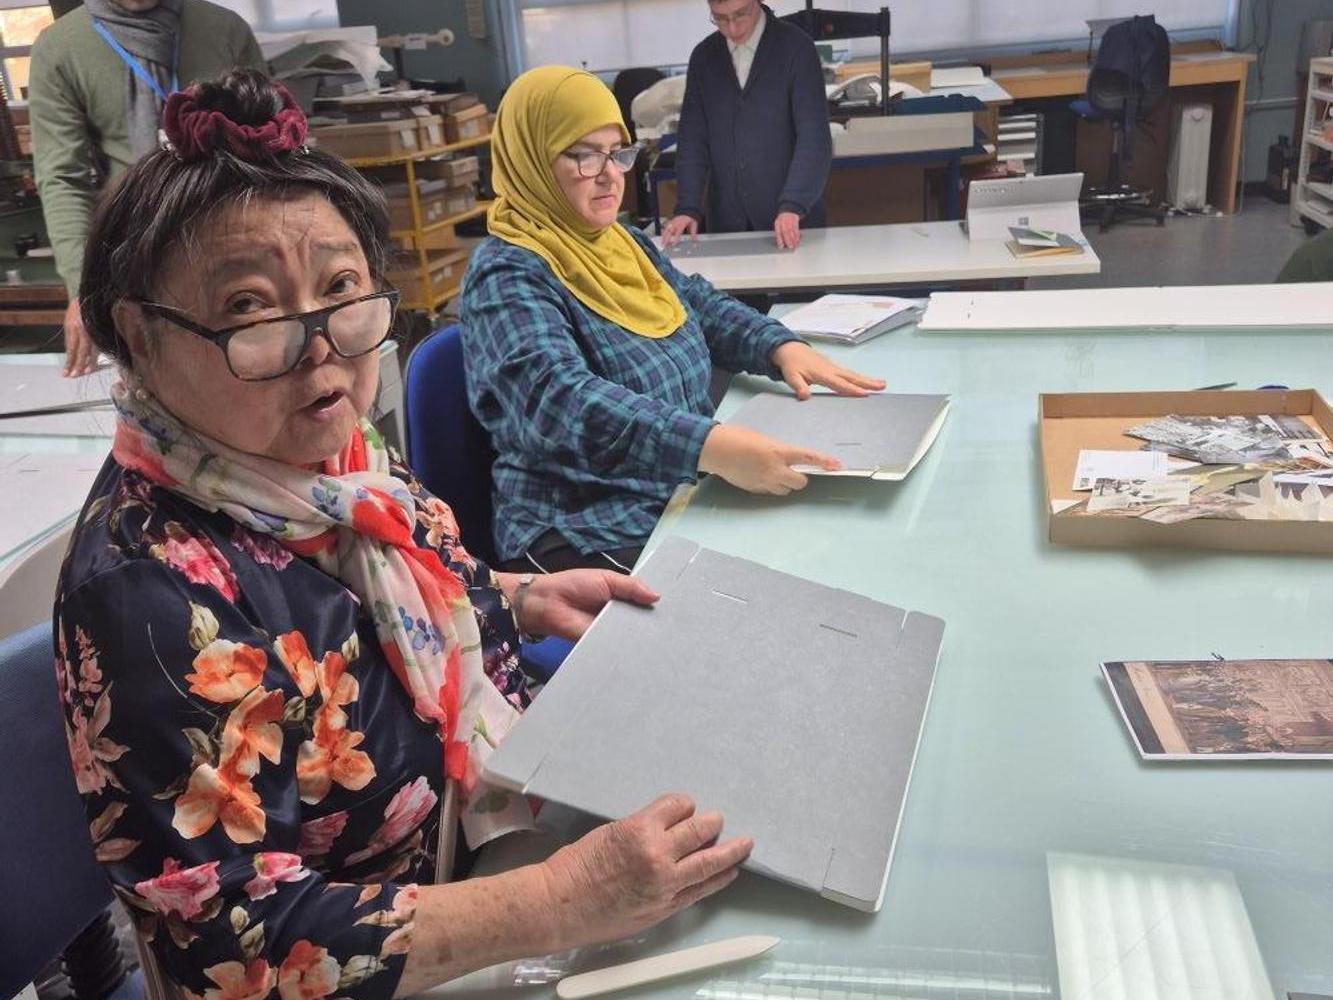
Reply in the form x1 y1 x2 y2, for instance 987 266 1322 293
416 155 480 185
380 178 450 230
393 224 462 252
416 114 445 150
385 192 449 230
1040 389 1333 555
436 92 480 113
385 248 470 303
311 119 419 160
441 182 478 217
444 103 489 143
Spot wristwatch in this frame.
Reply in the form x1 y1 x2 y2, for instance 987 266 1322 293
511 573 545 643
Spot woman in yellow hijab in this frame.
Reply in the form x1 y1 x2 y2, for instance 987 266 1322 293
460 66 883 573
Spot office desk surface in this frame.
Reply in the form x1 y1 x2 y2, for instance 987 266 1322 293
992 49 1255 100
660 222 1100 293
992 50 1256 215
431 319 1333 1000
0 355 113 576
0 343 404 571
927 77 1013 105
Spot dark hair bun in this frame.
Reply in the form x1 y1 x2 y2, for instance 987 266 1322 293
162 68 308 162
191 69 288 127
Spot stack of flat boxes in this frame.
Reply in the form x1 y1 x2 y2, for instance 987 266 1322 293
309 92 492 305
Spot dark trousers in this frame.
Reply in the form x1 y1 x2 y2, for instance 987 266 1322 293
498 530 642 575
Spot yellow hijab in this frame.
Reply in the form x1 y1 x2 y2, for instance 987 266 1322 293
487 66 686 339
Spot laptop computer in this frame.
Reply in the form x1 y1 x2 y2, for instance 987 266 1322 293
964 172 1085 241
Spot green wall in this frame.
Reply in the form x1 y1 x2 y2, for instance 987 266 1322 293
1235 0 1333 183
334 0 506 107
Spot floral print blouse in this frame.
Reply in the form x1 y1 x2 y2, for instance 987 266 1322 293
54 456 530 1000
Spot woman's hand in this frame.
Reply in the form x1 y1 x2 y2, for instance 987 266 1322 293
770 341 886 400
511 569 659 641
699 424 840 495
539 794 753 951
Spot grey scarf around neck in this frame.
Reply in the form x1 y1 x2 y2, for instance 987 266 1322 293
83 0 184 158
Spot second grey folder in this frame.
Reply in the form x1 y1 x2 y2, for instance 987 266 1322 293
483 536 946 911
726 392 951 480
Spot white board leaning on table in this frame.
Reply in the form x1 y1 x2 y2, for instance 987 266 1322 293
919 283 1333 333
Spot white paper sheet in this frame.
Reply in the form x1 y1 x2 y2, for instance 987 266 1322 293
0 451 107 561
1072 449 1169 491
779 294 922 339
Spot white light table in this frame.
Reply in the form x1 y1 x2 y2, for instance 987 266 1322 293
0 341 405 636
659 221 1100 294
424 309 1333 1000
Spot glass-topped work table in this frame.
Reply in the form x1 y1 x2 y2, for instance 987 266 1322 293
432 320 1333 1000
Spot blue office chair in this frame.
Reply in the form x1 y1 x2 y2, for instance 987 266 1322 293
404 326 573 681
1072 14 1170 230
0 622 138 1000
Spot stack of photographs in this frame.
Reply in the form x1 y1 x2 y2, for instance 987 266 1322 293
1065 413 1333 524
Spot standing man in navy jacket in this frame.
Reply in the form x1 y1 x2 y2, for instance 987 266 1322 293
663 0 831 250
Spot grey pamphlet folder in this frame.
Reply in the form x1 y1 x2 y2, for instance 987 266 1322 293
482 536 945 912
726 392 951 480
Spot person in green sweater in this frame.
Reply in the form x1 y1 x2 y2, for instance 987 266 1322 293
30 0 263 375
1277 227 1333 283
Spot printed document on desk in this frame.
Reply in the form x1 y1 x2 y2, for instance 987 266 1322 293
778 294 924 345
727 391 950 480
482 536 946 912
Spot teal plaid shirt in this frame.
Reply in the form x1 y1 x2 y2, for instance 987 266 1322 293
459 226 799 559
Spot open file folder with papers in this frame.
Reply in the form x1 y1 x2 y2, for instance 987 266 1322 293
482 537 946 912
727 392 950 481
777 294 925 345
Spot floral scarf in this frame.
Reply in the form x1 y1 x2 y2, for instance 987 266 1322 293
111 383 533 849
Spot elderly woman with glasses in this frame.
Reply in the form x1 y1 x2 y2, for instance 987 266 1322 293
56 69 755 1000
460 66 884 576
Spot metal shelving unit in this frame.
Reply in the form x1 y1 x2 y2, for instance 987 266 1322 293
347 133 491 312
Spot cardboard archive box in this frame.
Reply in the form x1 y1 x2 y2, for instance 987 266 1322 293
381 179 451 230
416 114 445 150
1040 389 1333 555
441 183 478 217
444 103 489 143
385 248 471 303
311 120 419 160
416 155 480 185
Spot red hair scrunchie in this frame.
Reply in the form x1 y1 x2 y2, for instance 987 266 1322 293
162 82 309 162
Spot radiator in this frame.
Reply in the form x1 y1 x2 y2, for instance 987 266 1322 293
1166 103 1213 211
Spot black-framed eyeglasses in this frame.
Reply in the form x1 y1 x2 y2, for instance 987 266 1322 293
137 290 400 382
709 1 760 28
559 143 642 178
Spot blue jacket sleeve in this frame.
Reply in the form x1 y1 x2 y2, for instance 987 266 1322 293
777 39 832 217
635 233 801 378
461 251 715 485
673 49 710 223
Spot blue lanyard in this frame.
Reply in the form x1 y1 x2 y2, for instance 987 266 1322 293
92 20 178 103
